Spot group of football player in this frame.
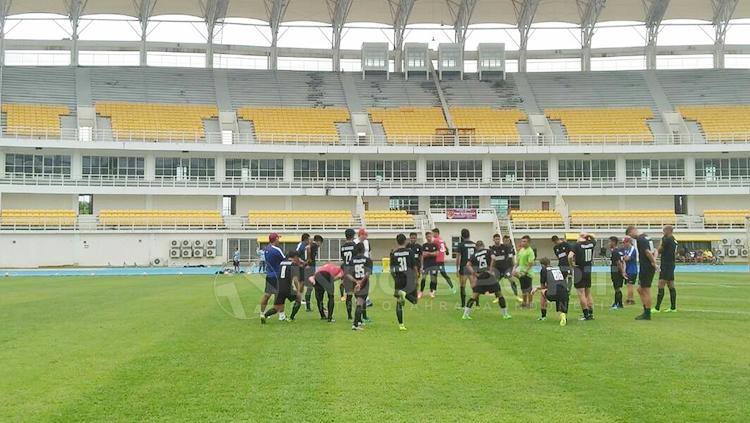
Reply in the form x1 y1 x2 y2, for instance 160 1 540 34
257 223 678 330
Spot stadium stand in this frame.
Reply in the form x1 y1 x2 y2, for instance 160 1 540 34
509 210 565 229
656 69 750 106
99 210 223 228
368 107 447 138
526 71 658 110
364 210 416 229
450 107 526 142
0 67 77 109
440 76 523 109
354 74 440 108
89 67 217 105
247 210 355 229
570 210 676 228
545 107 654 142
0 209 77 227
237 107 350 142
703 210 750 228
95 102 218 140
227 70 347 108
677 106 750 142
2 104 70 137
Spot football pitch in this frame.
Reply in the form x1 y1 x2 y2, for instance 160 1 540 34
2 272 749 422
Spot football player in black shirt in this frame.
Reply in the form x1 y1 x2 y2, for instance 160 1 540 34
551 235 572 277
655 225 678 312
303 235 323 312
532 257 569 326
345 242 373 331
391 233 418 331
260 250 305 324
503 235 521 298
455 228 477 309
568 232 596 321
408 232 424 298
340 228 357 320
608 236 627 309
462 241 512 321
420 231 440 298
628 225 658 320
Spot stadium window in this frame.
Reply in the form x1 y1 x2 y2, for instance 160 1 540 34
696 158 750 180
490 196 520 217
559 159 615 181
78 195 93 215
429 196 480 209
626 159 684 180
426 160 482 181
389 196 419 214
361 160 417 181
492 160 548 181
293 159 350 181
82 156 144 178
156 157 215 180
226 159 283 180
5 154 71 178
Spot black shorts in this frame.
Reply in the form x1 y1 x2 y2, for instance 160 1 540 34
264 276 278 295
659 264 675 281
274 282 298 305
473 273 501 294
393 272 417 296
233 260 240 267
494 268 511 281
544 287 569 303
639 269 655 288
342 278 355 294
519 275 533 293
558 266 571 278
573 268 592 289
626 272 638 285
611 273 624 289
459 267 472 276
354 280 370 298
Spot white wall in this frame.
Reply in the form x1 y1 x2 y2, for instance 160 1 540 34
363 196 390 211
688 195 750 214
289 196 356 211
520 196 556 210
93 195 148 212
565 195 674 211
151 195 219 210
236 196 287 212
2 193 77 210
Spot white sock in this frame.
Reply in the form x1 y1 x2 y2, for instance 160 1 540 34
501 308 508 316
279 312 286 320
463 307 471 316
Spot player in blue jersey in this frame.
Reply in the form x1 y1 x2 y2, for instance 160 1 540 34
259 232 285 317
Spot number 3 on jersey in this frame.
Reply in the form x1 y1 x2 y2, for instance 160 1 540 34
397 256 408 272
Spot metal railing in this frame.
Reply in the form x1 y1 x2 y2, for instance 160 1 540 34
2 174 748 191
3 126 750 146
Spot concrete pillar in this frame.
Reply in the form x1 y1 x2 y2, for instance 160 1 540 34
215 155 226 182
71 151 83 179
418 196 430 211
416 156 427 183
616 156 626 183
0 153 5 178
685 158 696 183
482 157 492 183
548 157 559 183
144 154 156 181
350 157 361 183
283 157 294 183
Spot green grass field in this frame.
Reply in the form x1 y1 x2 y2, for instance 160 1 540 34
2 272 749 422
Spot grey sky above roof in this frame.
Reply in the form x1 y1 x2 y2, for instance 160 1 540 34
6 0 750 25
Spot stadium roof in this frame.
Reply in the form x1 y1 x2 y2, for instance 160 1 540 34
6 0 750 26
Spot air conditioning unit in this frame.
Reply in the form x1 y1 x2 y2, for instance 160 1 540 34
741 249 749 257
152 258 165 266
181 240 191 248
169 248 181 259
194 239 204 248
193 248 204 258
206 239 216 248
727 248 738 257
181 249 193 258
170 240 180 248
734 238 744 246
205 248 217 258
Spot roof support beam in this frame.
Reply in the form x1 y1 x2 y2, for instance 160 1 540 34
65 0 88 67
712 0 738 69
0 0 13 67
134 0 158 66
389 0 415 73
643 0 670 70
577 0 606 71
203 0 229 68
513 0 541 73
327 0 353 72
265 0 290 70
449 0 478 66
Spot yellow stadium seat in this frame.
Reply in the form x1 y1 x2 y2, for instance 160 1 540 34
570 210 675 228
510 210 564 228
369 107 447 142
703 210 750 228
450 107 526 144
237 107 350 143
98 210 223 227
2 103 69 138
364 210 416 228
677 106 750 143
0 209 77 227
545 107 654 143
95 102 217 141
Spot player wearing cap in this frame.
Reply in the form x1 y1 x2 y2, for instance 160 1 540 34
260 250 305 324
308 262 345 322
461 241 511 321
259 233 285 317
391 233 418 331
